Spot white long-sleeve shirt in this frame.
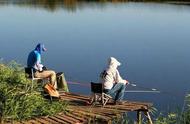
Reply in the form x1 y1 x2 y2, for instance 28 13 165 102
100 57 126 90
101 68 126 90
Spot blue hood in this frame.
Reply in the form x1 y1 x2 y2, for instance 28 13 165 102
35 43 46 54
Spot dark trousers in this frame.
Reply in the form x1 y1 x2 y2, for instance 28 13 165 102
104 83 126 101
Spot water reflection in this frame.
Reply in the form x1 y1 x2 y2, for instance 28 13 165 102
0 0 189 12
0 0 129 12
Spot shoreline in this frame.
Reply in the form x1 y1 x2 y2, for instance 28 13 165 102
165 1 190 5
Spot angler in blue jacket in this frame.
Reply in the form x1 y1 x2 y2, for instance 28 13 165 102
27 43 57 89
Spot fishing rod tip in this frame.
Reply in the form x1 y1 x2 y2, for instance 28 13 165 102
131 84 137 87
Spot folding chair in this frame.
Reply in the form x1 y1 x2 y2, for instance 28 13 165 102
25 67 53 101
25 67 46 89
90 82 112 106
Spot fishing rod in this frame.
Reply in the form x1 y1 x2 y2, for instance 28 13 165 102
128 82 184 98
130 83 158 91
125 90 160 93
67 81 161 93
67 73 184 99
68 80 184 101
127 82 161 93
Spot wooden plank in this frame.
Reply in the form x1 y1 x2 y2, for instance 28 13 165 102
48 116 69 124
78 109 113 120
66 110 91 121
69 104 142 117
70 106 119 119
45 116 66 124
10 121 24 124
34 118 50 124
19 121 33 124
59 113 85 122
125 101 152 107
64 112 87 122
55 114 80 124
104 105 141 111
12 121 24 124
67 108 111 122
27 120 41 124
87 108 120 116
67 112 89 123
40 117 60 124
96 107 127 113
67 108 98 121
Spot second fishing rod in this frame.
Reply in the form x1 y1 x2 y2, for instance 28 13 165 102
67 80 161 93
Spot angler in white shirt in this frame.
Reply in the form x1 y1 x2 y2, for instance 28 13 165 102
100 57 129 105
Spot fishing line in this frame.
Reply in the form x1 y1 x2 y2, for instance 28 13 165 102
128 82 183 97
125 90 161 93
128 82 159 92
67 81 183 98
68 81 161 93
66 69 181 96
126 82 160 93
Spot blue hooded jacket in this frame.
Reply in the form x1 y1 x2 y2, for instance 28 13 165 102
27 43 45 68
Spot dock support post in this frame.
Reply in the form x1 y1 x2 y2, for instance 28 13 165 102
144 111 153 124
137 110 142 124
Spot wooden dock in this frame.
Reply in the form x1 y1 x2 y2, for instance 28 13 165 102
10 91 153 124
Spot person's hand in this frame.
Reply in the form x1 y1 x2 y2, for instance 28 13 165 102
126 80 129 85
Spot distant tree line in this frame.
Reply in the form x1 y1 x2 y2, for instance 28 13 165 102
0 0 190 11
0 0 189 12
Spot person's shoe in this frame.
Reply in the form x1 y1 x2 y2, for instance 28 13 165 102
114 101 125 105
108 99 115 103
86 101 92 106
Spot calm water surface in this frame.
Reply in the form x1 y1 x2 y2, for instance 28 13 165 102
0 1 190 111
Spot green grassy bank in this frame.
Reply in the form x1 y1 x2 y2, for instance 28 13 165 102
0 61 67 123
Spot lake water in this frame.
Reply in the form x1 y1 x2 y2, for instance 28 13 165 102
0 1 190 112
